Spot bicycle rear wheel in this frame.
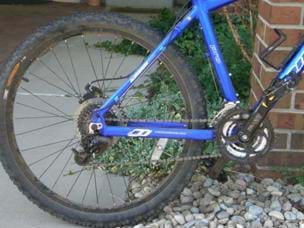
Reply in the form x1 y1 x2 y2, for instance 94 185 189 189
0 12 207 227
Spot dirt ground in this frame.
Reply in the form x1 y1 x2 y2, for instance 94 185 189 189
0 3 101 65
0 2 153 65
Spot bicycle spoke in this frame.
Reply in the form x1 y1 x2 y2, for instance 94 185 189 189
105 41 135 92
122 176 130 202
29 151 61 167
66 168 84 198
51 151 74 190
81 170 94 204
93 169 99 205
104 38 117 79
51 48 80 96
16 102 71 121
97 34 106 92
17 92 72 98
83 35 102 90
39 137 77 178
21 138 77 152
105 173 115 206
65 39 82 96
38 58 80 97
16 119 72 136
15 115 72 120
20 87 70 118
28 72 78 99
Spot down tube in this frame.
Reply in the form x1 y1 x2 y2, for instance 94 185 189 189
195 2 239 102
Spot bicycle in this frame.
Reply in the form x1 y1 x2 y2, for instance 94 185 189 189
0 0 303 227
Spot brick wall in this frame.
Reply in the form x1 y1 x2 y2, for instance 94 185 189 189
251 0 304 178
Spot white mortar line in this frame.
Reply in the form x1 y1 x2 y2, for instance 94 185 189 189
271 108 304 114
252 70 265 90
272 148 304 153
264 0 304 7
275 129 304 134
256 34 293 51
253 53 278 73
258 15 304 30
286 132 291 150
291 90 296 109
250 89 258 101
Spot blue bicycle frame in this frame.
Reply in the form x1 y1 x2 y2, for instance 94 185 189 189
92 0 304 141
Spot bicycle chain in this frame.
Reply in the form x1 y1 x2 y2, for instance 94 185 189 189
104 117 210 124
90 154 221 170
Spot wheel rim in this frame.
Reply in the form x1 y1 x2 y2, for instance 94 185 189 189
7 29 195 212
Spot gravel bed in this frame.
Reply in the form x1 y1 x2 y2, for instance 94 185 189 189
125 172 304 228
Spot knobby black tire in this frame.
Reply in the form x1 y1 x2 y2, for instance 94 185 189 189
0 12 207 227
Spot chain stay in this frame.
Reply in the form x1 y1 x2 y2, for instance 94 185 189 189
84 105 230 168
88 116 221 168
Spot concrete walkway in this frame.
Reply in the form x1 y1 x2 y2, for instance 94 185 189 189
0 164 81 228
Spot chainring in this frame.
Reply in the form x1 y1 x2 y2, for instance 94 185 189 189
216 108 274 164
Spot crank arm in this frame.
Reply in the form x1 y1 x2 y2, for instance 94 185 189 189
240 72 302 140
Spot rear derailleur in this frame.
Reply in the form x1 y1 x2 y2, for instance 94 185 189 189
73 136 112 166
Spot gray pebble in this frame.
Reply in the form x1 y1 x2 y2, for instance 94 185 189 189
246 188 255 195
270 200 282 212
181 196 194 204
174 214 185 225
282 201 292 212
235 179 247 191
251 221 263 228
185 214 194 222
244 212 256 221
264 219 273 227
284 211 297 221
229 190 241 199
216 211 230 220
261 178 274 186
288 193 302 203
190 207 200 214
163 206 173 214
267 186 279 192
182 188 192 197
193 191 202 199
203 178 213 188
231 215 246 225
184 220 196 228
268 211 285 221
193 213 205 220
208 187 221 197
248 205 264 216
133 224 145 228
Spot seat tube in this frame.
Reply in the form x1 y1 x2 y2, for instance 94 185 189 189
193 0 239 102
